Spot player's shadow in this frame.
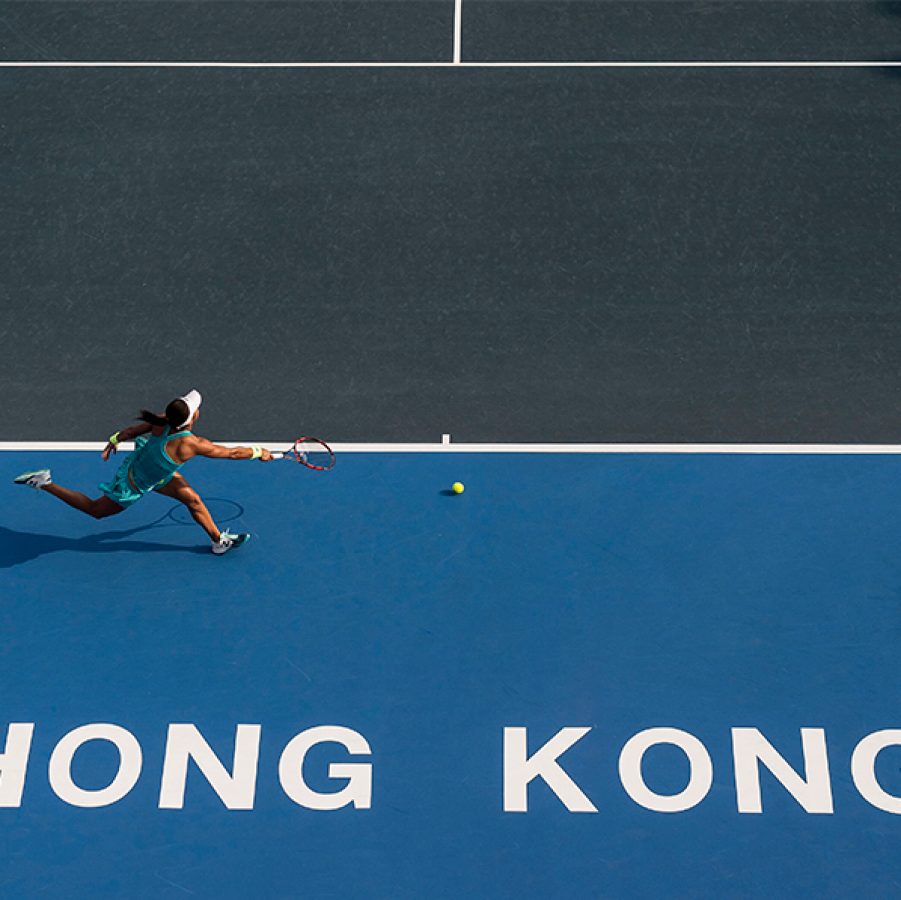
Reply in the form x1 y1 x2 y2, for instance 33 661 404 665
0 499 245 568
877 1 901 18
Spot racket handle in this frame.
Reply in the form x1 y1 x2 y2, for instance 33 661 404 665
271 451 285 460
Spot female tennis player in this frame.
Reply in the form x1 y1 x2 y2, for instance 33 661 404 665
13 390 273 555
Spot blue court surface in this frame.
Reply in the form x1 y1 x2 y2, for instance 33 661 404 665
1 448 900 898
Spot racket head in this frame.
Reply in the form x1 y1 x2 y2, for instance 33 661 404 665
289 437 336 471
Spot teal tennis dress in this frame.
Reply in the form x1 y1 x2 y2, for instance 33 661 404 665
99 427 191 508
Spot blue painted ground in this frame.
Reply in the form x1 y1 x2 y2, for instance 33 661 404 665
1 450 899 898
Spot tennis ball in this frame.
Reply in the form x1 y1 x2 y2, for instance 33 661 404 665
452 482 465 494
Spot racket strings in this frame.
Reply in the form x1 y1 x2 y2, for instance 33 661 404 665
291 438 335 470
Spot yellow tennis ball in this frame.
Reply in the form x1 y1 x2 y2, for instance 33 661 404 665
452 482 465 494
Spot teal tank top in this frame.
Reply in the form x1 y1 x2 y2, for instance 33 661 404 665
128 427 191 491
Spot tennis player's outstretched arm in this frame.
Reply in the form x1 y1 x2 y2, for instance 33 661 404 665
189 437 274 462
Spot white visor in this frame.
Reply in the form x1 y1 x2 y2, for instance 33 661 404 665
177 389 202 428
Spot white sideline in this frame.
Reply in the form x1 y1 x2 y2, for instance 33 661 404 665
2 442 901 455
1 61 900 68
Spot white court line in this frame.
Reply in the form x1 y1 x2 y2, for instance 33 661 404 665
453 0 463 64
2 442 901 455
0 61 900 68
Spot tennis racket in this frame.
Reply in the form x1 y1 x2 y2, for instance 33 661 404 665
271 437 336 471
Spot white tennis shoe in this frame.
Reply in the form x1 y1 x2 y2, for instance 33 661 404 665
212 531 251 555
13 469 52 490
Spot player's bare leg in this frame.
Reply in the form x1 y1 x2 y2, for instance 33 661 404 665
15 470 123 519
155 473 220 541
43 485 123 519
156 474 250 554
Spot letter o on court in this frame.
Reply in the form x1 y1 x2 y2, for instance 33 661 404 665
48 724 143 808
618 727 713 813
851 729 901 814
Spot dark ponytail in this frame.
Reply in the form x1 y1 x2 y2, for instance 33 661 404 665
138 398 190 429
138 409 168 426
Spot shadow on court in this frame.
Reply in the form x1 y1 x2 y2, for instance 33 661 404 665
0 497 245 567
877 1 901 17
875 1 901 67
0 524 206 567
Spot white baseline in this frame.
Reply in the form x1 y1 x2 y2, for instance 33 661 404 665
1 442 901 455
1 61 900 69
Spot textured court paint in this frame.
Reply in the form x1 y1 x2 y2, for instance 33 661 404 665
466 1 901 62
1 1 899 63
0 1 454 63
1 451 900 897
3 68 901 442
